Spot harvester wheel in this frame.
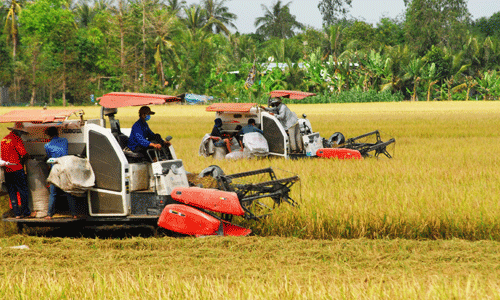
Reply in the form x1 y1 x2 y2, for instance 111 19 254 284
328 132 345 146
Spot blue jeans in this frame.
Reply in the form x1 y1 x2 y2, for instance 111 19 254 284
47 184 76 217
5 169 31 217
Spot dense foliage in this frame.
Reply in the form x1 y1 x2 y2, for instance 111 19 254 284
0 0 499 105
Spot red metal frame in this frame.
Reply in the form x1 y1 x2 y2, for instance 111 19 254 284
98 92 180 108
316 148 363 160
206 103 257 112
269 90 316 100
171 187 245 216
0 109 82 124
157 203 251 237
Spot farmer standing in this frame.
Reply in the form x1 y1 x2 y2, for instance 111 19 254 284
44 126 77 219
127 106 171 158
268 98 303 154
0 126 32 219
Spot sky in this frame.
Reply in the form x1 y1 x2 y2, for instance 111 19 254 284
186 0 500 34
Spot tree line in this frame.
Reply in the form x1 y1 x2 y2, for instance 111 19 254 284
0 0 499 106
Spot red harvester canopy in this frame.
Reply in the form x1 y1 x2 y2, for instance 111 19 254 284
98 92 181 108
269 90 316 100
206 103 258 113
0 109 82 123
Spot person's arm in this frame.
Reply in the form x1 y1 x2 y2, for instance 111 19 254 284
62 138 69 156
43 143 51 163
131 123 155 148
20 153 30 166
15 136 29 165
275 105 286 122
147 125 167 148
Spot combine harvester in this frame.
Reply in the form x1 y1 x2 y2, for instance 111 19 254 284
201 90 395 160
1 92 299 236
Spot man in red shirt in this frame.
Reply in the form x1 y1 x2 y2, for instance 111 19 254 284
1 126 32 218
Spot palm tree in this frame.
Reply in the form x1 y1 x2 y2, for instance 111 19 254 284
380 45 410 94
264 38 301 63
202 0 237 34
324 24 344 60
403 57 424 101
183 4 207 33
166 0 186 16
108 0 130 87
74 0 110 28
172 27 215 92
147 9 180 87
254 0 304 39
4 0 22 59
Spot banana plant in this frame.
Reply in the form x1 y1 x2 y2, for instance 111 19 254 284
403 57 424 101
303 51 327 92
476 70 500 100
420 63 438 101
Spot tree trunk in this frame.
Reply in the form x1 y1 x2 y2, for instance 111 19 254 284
447 80 453 101
62 49 67 107
412 77 420 101
427 80 437 101
12 33 17 60
119 0 125 89
30 47 39 106
142 0 146 88
49 84 53 105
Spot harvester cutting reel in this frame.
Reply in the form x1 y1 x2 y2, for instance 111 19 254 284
328 130 396 158
157 167 300 237
215 167 299 220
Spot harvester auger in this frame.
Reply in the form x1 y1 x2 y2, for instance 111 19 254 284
338 130 396 159
214 167 300 220
158 166 300 237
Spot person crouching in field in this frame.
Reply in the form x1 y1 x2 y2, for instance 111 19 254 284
0 126 33 219
44 126 77 220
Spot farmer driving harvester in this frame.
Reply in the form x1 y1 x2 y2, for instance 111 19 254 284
127 106 172 160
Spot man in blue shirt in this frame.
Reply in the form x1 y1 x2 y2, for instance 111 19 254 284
127 106 170 158
44 126 77 219
239 118 263 135
237 119 264 151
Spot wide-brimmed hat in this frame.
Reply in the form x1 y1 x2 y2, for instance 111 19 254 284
139 106 155 115
7 126 28 133
270 97 282 106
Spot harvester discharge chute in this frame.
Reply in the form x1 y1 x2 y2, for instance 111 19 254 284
158 167 299 237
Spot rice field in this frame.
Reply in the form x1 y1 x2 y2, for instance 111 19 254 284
79 101 499 240
1 101 500 299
